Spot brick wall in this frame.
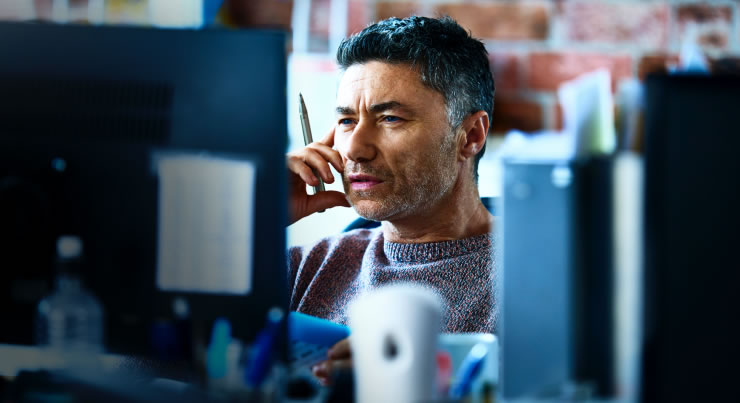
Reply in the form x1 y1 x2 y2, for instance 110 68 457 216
11 0 738 135
298 0 740 135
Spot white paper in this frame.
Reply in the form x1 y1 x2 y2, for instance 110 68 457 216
155 153 255 295
557 68 616 157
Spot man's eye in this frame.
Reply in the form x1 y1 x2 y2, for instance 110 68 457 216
382 116 401 123
338 118 354 125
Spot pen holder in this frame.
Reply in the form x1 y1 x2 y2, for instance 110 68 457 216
438 333 497 402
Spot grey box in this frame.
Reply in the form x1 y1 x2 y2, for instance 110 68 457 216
499 158 615 399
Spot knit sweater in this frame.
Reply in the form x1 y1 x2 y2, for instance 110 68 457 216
288 227 497 333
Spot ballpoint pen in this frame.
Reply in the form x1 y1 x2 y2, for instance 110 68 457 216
298 93 326 194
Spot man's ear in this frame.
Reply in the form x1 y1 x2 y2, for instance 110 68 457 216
458 110 489 161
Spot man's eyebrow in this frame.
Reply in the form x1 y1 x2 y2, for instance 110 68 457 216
368 101 404 114
335 101 410 116
336 106 355 115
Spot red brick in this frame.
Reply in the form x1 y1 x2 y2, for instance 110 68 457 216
30 0 96 22
308 0 329 37
492 97 544 134
527 52 632 92
676 4 732 24
434 2 549 40
309 0 331 37
699 32 728 48
348 0 371 35
310 0 372 42
564 1 669 49
674 4 733 50
553 0 566 15
638 53 679 81
489 52 522 93
27 0 50 20
376 1 420 22
222 0 293 29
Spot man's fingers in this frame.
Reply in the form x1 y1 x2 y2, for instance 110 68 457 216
303 151 336 183
311 337 352 385
288 150 334 184
330 359 353 371
319 126 335 147
308 191 350 212
286 129 348 225
308 143 344 173
287 127 343 187
328 338 351 359
312 361 330 379
290 162 320 186
312 358 353 386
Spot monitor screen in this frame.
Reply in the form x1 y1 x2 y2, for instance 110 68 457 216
0 22 289 359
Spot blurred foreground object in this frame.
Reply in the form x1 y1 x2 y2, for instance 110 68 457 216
349 284 442 403
642 74 740 402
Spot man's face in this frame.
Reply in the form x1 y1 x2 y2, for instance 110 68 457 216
334 61 460 222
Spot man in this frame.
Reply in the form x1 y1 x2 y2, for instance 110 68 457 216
286 16 496 383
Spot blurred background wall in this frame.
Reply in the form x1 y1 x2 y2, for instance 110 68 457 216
223 0 740 133
7 0 738 134
2 0 738 245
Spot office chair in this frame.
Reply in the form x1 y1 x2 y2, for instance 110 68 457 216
343 197 498 232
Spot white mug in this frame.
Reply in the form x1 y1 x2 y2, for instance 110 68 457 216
348 284 442 403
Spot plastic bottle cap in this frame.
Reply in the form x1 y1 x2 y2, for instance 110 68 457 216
172 297 190 319
57 235 83 259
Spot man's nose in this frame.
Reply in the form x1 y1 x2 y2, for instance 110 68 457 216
341 121 376 163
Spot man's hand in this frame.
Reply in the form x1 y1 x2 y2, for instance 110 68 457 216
287 127 350 225
311 338 352 386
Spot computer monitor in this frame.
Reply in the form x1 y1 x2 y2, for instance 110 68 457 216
643 74 740 402
0 22 289 359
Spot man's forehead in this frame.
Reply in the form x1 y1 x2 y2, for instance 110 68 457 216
336 61 438 109
340 62 421 86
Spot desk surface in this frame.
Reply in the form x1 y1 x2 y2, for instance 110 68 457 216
0 343 124 377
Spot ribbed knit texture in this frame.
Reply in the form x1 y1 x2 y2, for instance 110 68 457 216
288 227 497 333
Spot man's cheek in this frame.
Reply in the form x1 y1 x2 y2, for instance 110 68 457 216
333 134 350 161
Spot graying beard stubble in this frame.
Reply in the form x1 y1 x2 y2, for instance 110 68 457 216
355 129 458 222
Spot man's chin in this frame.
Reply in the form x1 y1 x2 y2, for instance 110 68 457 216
349 199 395 222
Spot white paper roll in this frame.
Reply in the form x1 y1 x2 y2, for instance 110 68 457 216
348 284 442 403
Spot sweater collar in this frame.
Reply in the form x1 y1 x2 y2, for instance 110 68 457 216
382 231 494 263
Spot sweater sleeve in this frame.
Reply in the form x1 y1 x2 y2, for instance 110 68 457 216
287 245 304 293
286 230 377 313
286 238 334 311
